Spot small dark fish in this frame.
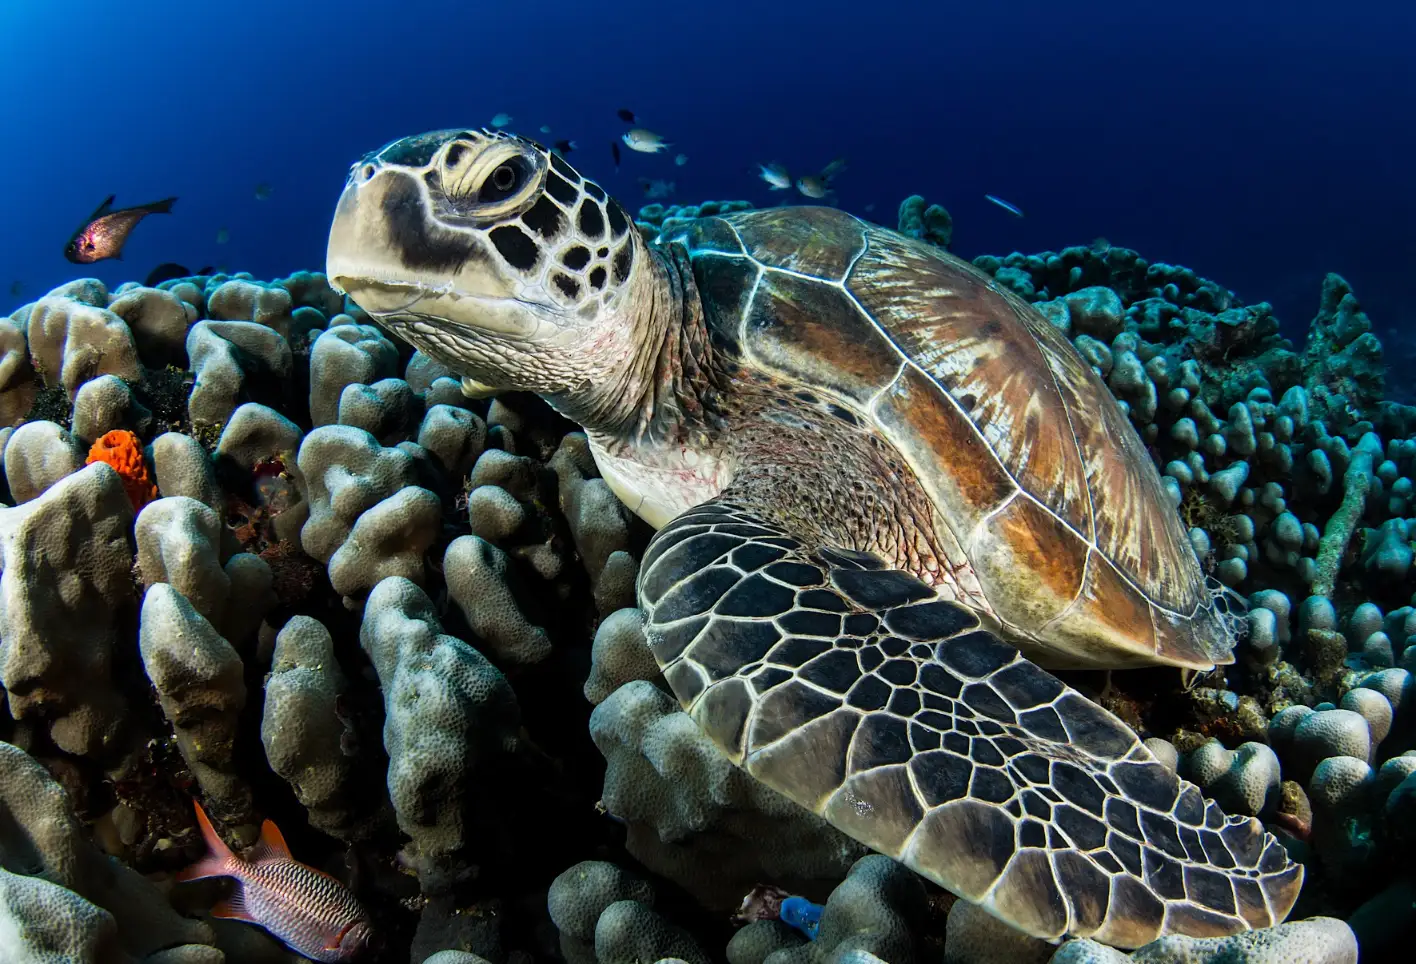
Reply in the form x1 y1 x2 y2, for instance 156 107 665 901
611 141 621 169
795 175 831 200
65 194 177 264
144 262 193 287
8 280 21 297
984 194 1024 217
553 139 577 155
254 182 273 201
617 108 637 124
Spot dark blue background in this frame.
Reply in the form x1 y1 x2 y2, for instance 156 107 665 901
1 0 1411 347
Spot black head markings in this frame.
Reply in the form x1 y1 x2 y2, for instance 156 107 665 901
444 142 467 168
553 273 580 299
381 171 478 272
548 151 578 181
561 245 590 270
546 171 578 205
578 201 605 239
521 196 564 239
489 224 539 271
611 242 633 283
606 200 629 237
584 180 607 202
589 265 607 289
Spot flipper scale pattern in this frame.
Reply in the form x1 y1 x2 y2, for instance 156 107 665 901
639 498 1302 947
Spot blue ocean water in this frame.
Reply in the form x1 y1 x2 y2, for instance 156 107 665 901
1 0 1411 345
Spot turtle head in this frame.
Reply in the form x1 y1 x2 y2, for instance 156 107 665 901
327 129 645 403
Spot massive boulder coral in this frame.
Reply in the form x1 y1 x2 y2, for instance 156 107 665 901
2 418 85 501
444 534 554 666
548 859 709 964
0 314 37 427
0 741 216 959
139 583 251 824
590 679 867 908
107 283 195 367
261 615 357 838
0 463 135 759
297 424 442 600
360 576 522 888
186 319 293 427
308 324 399 427
24 287 141 398
550 432 640 616
135 495 276 650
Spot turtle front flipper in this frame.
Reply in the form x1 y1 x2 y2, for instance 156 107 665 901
638 496 1302 948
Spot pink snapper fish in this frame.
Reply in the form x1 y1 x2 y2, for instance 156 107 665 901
177 800 374 962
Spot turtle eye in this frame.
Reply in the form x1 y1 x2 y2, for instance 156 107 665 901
480 158 527 203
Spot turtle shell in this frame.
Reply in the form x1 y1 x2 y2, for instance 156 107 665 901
669 206 1230 671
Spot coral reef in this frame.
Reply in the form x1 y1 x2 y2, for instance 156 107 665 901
0 189 1409 962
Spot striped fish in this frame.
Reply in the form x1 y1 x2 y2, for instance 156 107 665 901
177 800 374 962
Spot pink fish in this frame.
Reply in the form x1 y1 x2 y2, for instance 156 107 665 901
64 194 177 264
177 800 374 962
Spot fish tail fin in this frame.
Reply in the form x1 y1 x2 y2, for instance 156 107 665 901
144 197 178 215
210 884 258 922
176 799 237 881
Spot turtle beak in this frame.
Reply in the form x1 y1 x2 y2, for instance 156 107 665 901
325 157 551 344
325 164 435 311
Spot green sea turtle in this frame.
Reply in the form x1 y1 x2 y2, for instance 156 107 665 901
325 129 1302 946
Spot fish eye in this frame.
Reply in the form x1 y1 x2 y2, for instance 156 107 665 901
479 158 527 203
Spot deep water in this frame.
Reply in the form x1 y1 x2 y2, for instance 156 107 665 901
1 0 1412 346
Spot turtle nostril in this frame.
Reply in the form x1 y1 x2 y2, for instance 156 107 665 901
360 164 376 182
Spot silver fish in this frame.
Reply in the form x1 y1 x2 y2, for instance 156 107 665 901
622 128 670 153
757 163 791 190
490 112 513 128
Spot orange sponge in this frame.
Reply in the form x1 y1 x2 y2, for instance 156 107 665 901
86 429 158 511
